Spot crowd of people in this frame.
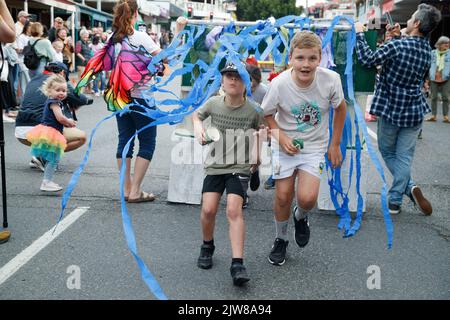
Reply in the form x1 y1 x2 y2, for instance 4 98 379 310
1 0 447 289
0 9 175 124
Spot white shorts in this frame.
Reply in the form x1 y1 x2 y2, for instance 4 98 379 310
15 126 34 140
272 149 325 180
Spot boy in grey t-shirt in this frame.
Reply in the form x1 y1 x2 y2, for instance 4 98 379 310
192 62 263 286
261 31 347 266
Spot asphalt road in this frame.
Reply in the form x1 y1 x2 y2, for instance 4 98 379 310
0 77 449 300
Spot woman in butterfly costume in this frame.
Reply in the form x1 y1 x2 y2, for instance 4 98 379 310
76 0 187 202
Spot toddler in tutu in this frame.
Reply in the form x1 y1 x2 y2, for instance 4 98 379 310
26 75 77 192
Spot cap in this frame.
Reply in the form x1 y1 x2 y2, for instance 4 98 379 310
220 62 240 75
17 11 30 18
46 62 69 80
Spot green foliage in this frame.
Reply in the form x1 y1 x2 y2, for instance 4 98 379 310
236 0 302 21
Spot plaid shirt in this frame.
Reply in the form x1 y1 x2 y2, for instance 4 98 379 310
356 33 431 127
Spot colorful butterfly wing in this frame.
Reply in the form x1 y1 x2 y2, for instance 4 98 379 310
75 40 115 94
103 42 154 111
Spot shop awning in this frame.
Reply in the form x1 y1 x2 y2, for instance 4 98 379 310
76 3 113 22
32 0 76 12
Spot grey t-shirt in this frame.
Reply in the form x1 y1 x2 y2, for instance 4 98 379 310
261 67 344 154
197 95 264 175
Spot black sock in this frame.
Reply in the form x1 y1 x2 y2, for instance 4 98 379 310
203 239 214 246
231 258 243 266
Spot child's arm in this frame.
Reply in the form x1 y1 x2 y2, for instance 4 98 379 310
192 111 207 145
264 115 299 155
327 100 347 169
50 104 77 128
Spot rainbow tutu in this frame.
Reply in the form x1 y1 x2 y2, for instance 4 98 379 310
26 124 67 164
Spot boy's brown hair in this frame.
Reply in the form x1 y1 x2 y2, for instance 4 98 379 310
289 30 322 56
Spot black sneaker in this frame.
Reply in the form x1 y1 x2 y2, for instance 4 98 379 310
388 202 401 215
250 169 260 191
410 186 432 215
268 238 288 266
230 263 250 286
197 243 215 269
242 195 249 209
293 207 310 248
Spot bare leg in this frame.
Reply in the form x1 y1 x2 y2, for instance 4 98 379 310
274 173 296 222
201 192 221 241
226 193 245 258
127 156 150 200
117 157 132 199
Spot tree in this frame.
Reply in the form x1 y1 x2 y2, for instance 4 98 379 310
236 0 302 21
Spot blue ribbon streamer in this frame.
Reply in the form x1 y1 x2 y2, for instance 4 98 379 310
57 16 395 300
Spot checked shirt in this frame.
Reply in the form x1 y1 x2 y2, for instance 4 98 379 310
355 33 432 127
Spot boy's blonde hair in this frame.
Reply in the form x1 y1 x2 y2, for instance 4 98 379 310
289 31 322 56
41 75 67 97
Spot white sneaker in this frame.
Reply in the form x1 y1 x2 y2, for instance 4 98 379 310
40 180 63 192
31 156 45 172
2 114 15 123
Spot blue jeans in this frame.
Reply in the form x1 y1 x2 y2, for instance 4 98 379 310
93 71 105 93
116 102 157 161
377 117 422 205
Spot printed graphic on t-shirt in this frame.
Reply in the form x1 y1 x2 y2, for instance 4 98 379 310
291 101 321 132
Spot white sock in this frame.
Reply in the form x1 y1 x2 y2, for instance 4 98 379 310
275 219 289 241
294 206 309 221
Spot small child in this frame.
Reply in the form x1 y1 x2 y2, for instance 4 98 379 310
192 62 264 286
261 31 346 266
52 40 64 63
26 75 77 192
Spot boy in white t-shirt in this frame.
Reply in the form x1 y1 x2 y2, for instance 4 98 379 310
261 31 347 266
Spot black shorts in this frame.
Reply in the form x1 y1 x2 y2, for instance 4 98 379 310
202 173 249 200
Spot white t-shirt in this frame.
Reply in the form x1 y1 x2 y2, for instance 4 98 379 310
114 30 160 99
16 34 30 63
261 67 344 154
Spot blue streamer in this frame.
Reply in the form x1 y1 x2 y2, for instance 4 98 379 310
59 15 395 300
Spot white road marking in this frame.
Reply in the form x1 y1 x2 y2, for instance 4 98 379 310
0 207 89 286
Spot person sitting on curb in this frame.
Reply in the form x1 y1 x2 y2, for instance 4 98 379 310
15 62 93 170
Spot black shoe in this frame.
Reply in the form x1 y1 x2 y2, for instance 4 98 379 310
242 195 249 209
388 202 401 215
197 243 215 269
410 186 432 215
268 238 288 266
293 207 310 248
230 263 250 286
250 169 260 191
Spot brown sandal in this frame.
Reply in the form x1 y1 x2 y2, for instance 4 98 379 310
127 191 156 203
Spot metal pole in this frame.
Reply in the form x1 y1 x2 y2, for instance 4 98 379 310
0 107 7 228
186 18 353 31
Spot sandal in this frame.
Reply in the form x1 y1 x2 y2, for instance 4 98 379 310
425 116 437 122
127 191 156 203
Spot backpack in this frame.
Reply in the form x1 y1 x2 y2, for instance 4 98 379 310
23 39 42 70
